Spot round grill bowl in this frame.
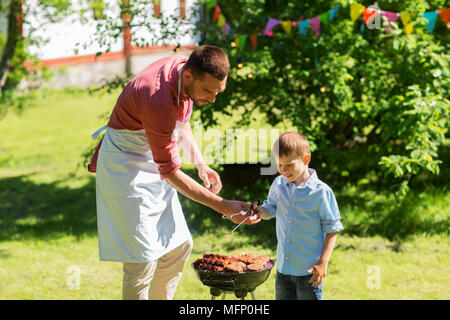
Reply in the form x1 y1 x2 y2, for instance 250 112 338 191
191 260 275 293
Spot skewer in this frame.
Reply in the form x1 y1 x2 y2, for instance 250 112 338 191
223 199 260 235
225 215 251 235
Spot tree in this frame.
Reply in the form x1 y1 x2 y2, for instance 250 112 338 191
0 0 72 117
196 0 449 194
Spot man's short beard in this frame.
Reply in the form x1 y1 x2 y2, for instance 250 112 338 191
184 83 202 106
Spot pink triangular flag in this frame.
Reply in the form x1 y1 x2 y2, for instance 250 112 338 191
381 11 400 33
309 16 321 36
222 23 230 37
264 18 280 35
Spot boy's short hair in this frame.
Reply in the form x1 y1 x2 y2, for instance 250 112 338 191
184 45 230 81
273 131 310 158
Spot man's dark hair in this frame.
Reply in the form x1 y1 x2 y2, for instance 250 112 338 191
184 45 230 80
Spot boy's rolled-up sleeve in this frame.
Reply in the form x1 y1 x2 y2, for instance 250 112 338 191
261 178 279 218
319 188 344 234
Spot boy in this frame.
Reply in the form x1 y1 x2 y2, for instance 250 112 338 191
258 131 343 300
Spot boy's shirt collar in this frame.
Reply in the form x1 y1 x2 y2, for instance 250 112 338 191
285 168 319 190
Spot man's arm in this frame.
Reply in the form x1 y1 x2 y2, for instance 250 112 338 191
165 169 222 211
177 122 222 194
165 169 258 225
177 122 204 166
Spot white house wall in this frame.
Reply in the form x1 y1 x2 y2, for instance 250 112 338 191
25 0 198 60
21 0 199 88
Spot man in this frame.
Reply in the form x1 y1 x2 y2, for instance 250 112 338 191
88 45 259 300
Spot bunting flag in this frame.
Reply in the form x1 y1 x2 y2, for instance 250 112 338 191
264 18 280 35
292 17 304 27
319 11 330 25
249 33 258 50
222 23 231 36
329 4 341 21
237 35 247 51
309 16 321 36
438 8 450 27
400 12 413 35
217 13 226 27
211 2 448 45
298 19 310 35
212 4 221 22
280 20 292 35
382 11 400 33
363 7 379 25
423 11 438 33
350 2 366 22
206 0 217 10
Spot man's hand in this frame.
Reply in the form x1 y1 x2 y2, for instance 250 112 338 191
219 200 261 225
307 262 327 286
197 162 222 194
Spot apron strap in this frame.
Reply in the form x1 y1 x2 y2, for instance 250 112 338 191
88 125 107 173
87 136 104 173
177 64 183 105
91 125 108 139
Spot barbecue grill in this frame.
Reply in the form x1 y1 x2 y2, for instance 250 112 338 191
192 260 275 300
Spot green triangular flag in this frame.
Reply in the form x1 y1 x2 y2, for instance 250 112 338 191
238 35 247 52
206 0 217 10
319 11 330 24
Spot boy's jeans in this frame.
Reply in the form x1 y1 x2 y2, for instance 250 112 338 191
276 272 323 300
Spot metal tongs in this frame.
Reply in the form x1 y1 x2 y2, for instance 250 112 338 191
223 200 260 235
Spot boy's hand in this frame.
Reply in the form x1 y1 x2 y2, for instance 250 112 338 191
307 262 327 286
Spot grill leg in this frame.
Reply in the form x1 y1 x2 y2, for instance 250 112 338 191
211 292 226 300
210 287 223 300
251 291 256 300
234 290 247 299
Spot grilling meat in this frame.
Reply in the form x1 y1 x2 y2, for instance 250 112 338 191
224 261 247 273
194 253 270 273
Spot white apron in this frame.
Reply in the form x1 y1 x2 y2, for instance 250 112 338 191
93 67 192 263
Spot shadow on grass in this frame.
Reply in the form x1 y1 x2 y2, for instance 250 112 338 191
0 161 447 245
0 175 98 241
0 170 278 250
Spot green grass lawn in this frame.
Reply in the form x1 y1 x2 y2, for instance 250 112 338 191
0 89 448 300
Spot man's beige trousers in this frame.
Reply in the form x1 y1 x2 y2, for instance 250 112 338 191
122 239 193 300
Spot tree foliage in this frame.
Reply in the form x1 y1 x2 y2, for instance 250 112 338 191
197 0 449 194
3 0 447 195
0 0 72 117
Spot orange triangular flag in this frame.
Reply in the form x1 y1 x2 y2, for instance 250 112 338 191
212 4 221 22
363 7 379 25
249 34 257 50
438 8 450 27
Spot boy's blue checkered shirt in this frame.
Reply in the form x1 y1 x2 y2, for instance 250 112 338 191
262 168 343 276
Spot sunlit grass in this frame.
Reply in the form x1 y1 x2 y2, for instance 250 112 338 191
0 89 448 300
